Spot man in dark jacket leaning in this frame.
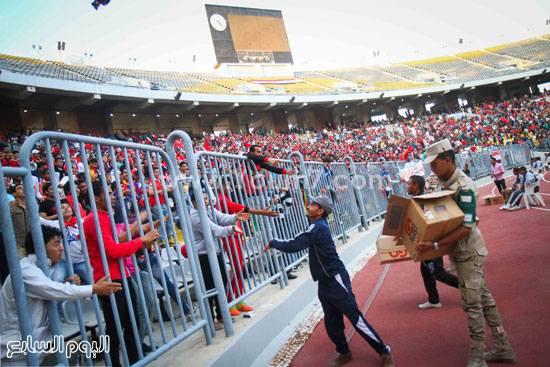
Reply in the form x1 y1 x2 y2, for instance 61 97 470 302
264 196 395 367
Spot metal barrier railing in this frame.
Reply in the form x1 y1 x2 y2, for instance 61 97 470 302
0 133 536 366
365 162 390 216
354 162 382 221
1 132 211 366
302 160 350 242
330 162 363 237
534 137 550 151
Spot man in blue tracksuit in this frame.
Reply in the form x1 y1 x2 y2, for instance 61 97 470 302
264 196 396 367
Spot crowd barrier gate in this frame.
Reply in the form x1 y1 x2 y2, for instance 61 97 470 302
1 132 211 367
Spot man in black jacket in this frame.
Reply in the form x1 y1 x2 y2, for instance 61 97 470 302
246 145 295 176
264 196 395 367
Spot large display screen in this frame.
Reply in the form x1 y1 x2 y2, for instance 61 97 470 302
205 4 293 64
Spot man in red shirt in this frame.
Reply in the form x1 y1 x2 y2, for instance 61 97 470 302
84 181 159 367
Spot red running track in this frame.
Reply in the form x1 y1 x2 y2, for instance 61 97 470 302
291 172 550 367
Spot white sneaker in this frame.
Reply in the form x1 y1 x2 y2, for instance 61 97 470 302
499 205 509 210
507 206 520 211
418 301 442 309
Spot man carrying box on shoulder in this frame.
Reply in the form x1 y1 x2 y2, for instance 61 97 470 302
416 139 516 367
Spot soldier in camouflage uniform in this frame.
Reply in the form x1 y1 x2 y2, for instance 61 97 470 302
416 139 516 367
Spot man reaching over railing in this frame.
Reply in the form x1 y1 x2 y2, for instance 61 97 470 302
246 144 295 177
188 188 250 331
215 177 279 316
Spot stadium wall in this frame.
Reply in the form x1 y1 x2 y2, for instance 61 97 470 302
1 68 549 135
0 105 22 132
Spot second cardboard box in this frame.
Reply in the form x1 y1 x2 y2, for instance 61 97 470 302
381 190 465 262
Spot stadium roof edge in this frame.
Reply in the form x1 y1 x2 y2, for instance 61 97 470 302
0 67 547 108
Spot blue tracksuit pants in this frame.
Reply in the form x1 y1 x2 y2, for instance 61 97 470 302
318 270 388 355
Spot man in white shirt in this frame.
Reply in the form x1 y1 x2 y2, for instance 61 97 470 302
0 225 121 365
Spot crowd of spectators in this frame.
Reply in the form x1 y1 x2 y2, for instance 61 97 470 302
2 94 549 170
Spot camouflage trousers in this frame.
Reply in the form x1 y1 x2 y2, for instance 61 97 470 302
452 252 503 341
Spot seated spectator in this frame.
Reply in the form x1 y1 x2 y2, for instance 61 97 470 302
53 157 67 183
0 226 121 366
9 184 30 259
77 179 91 214
148 167 174 244
502 166 537 211
39 182 57 220
500 168 521 211
4 177 15 202
1 146 13 166
63 181 87 218
88 158 98 182
40 200 92 285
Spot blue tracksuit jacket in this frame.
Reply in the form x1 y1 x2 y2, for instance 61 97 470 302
269 217 346 282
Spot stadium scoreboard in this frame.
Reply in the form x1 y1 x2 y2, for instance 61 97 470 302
205 4 293 65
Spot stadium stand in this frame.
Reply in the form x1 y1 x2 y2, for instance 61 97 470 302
487 37 550 66
183 72 261 93
293 71 355 90
320 67 402 88
242 77 329 94
177 81 230 94
0 54 95 83
106 67 208 90
455 50 520 69
1 35 548 95
404 56 497 81
374 64 431 82
52 62 129 84
317 68 433 90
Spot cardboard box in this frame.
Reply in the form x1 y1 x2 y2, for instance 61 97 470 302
483 195 504 205
502 188 512 202
376 236 412 264
381 190 465 262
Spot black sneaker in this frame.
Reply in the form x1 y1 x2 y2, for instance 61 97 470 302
142 343 152 354
287 271 297 280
